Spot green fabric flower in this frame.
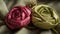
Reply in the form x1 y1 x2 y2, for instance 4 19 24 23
32 5 59 29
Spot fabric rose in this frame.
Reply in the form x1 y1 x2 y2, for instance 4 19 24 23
5 6 31 30
32 5 59 29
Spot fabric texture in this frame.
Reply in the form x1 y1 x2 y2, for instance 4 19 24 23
32 5 59 29
0 0 60 34
5 6 31 30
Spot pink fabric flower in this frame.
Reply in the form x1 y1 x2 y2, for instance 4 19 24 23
5 6 31 30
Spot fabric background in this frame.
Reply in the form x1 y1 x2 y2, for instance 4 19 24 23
0 0 60 34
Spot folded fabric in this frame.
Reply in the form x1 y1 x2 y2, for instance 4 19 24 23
0 0 8 18
32 5 59 29
5 6 31 30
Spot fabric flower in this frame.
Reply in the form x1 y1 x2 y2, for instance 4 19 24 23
32 5 59 29
5 6 31 30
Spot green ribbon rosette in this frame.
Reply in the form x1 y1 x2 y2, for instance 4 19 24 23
32 5 59 29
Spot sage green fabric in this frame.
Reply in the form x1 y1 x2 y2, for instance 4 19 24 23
32 5 59 29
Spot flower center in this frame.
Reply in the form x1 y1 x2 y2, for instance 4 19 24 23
14 10 21 18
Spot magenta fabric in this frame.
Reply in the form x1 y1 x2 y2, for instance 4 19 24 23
5 6 31 30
